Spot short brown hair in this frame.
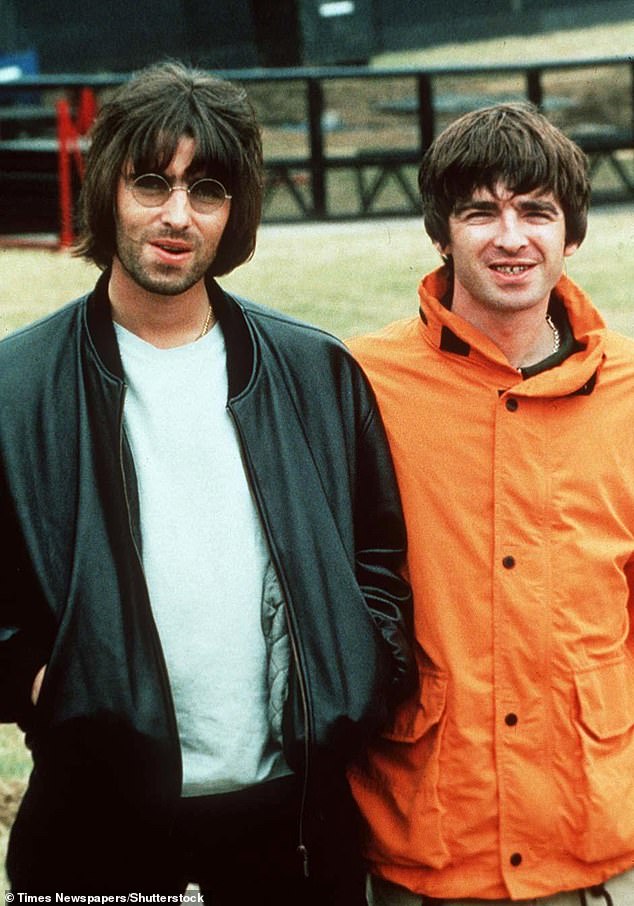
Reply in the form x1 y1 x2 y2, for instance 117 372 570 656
418 102 590 248
74 60 263 275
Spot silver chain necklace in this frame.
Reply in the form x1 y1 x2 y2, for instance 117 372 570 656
545 313 560 354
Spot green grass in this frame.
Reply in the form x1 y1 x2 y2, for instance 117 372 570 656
0 726 31 890
1 204 632 342
225 206 634 337
0 725 30 781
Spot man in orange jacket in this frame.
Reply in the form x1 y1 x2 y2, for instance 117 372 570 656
348 103 634 905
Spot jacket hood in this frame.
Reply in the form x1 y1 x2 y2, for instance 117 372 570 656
417 266 607 399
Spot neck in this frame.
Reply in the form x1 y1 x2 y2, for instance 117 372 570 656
452 298 556 370
108 262 216 349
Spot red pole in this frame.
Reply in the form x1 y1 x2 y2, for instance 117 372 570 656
56 99 74 249
55 89 97 249
77 87 97 135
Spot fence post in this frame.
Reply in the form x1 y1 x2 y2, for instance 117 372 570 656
307 78 326 218
417 72 434 152
630 61 634 142
526 68 543 110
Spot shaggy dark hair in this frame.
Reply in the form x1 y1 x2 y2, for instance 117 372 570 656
74 60 263 275
418 102 590 249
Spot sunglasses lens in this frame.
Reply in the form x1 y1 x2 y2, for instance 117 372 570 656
132 174 170 206
189 179 228 210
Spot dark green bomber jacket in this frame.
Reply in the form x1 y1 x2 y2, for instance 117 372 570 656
0 270 415 811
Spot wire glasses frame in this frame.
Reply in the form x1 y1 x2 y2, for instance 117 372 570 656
128 173 232 213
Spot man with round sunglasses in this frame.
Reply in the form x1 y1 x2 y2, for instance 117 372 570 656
0 61 415 901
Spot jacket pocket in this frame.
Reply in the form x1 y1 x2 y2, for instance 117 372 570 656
568 657 634 862
348 668 451 869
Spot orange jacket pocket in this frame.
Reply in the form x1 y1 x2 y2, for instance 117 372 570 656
348 668 450 869
569 658 634 862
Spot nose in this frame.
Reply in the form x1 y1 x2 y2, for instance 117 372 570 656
160 186 192 229
493 211 528 253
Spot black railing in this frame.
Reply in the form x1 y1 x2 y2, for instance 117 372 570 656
0 55 632 237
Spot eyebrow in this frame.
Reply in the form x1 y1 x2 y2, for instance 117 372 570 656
517 199 559 214
453 200 497 215
453 197 560 216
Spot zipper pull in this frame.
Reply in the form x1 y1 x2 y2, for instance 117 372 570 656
297 843 309 878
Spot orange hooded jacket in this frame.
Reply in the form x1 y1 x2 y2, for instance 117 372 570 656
348 268 634 900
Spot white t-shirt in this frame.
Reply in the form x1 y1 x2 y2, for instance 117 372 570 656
115 321 287 796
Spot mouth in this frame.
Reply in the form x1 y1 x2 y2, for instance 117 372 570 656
150 239 194 263
489 264 535 275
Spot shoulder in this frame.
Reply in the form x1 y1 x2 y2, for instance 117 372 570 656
0 297 85 360
223 291 381 425
239 294 344 346
604 328 634 359
600 328 634 383
231 292 367 378
0 297 86 402
347 316 422 368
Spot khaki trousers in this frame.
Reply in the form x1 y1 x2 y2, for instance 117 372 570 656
368 866 634 906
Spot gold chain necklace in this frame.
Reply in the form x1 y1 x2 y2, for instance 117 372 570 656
196 303 213 341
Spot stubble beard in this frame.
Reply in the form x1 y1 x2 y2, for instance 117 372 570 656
115 228 215 297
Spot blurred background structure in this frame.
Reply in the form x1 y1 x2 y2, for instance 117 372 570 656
1 0 632 70
0 0 632 242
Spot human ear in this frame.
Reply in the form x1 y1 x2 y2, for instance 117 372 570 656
433 239 450 257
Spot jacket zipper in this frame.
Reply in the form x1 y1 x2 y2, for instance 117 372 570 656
284 603 311 877
116 384 183 793
227 403 312 877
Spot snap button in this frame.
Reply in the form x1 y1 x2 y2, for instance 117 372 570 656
505 713 518 726
502 556 516 569
510 852 522 867
506 398 519 412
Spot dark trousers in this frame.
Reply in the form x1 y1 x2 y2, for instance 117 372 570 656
8 770 367 905
175 774 367 905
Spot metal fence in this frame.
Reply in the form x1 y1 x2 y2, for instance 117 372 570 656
0 55 632 242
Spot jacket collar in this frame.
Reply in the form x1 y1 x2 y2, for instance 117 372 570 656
84 269 255 400
417 265 606 397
